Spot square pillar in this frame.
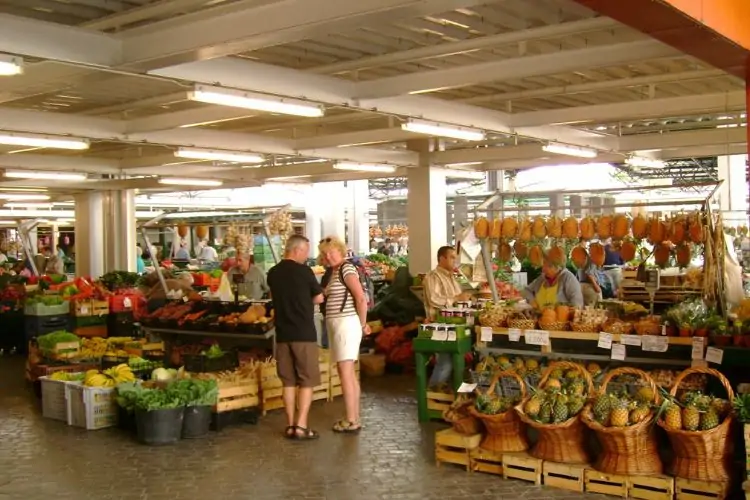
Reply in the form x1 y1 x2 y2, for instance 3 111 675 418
103 190 136 272
347 180 370 256
407 166 447 275
75 192 105 278
314 182 346 240
569 195 584 218
549 193 564 217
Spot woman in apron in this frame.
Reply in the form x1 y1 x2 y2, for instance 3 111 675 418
522 252 584 309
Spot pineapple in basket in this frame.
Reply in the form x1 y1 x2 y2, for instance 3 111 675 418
682 404 700 431
552 394 570 423
538 400 552 424
663 403 682 430
593 393 613 425
629 403 651 425
567 394 585 416
636 386 655 404
524 392 543 418
610 397 631 427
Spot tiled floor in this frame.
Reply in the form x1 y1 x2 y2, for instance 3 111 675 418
0 356 605 500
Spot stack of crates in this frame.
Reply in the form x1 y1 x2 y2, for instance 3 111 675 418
24 299 70 343
70 299 109 338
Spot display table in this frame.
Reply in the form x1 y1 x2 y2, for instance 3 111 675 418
413 336 472 422
145 327 276 357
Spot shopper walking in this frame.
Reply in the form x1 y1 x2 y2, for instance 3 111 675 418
267 235 324 440
319 236 369 433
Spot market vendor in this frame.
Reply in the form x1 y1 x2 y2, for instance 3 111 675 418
423 245 473 388
522 252 583 309
228 253 269 300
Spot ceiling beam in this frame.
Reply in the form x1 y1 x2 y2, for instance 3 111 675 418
0 13 122 66
0 107 125 139
354 40 682 98
0 154 120 174
619 127 747 152
294 128 418 150
120 0 490 70
83 0 213 31
126 106 256 133
652 144 748 159
311 17 619 75
510 91 747 127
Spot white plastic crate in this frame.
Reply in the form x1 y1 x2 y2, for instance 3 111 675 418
39 376 81 422
66 384 118 430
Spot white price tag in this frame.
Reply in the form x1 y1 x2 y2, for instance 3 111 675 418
620 334 642 347
480 326 493 342
705 347 724 365
525 330 550 346
691 337 705 360
80 306 89 315
691 359 708 368
446 330 457 342
457 382 477 393
508 328 521 342
641 335 668 352
598 332 613 350
123 296 132 309
611 343 626 360
431 329 448 341
182 296 189 303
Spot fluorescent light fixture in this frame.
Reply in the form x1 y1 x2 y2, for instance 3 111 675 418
0 193 50 200
0 132 88 150
542 142 598 159
402 119 485 141
266 175 312 181
174 147 264 164
4 170 88 181
189 84 325 118
444 169 485 180
0 54 23 76
158 178 224 187
333 162 396 173
4 202 54 208
625 156 665 169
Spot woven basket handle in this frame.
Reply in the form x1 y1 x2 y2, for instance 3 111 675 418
487 369 527 400
598 366 661 405
669 366 735 400
538 360 594 395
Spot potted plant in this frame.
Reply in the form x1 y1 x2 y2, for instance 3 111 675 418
170 379 218 439
133 386 185 446
709 317 731 346
733 320 745 346
692 315 709 338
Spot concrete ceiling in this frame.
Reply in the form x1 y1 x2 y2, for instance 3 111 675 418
0 0 743 197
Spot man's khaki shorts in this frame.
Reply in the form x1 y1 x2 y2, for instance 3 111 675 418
276 342 321 388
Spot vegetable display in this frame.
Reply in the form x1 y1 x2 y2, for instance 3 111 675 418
99 271 142 291
37 331 80 354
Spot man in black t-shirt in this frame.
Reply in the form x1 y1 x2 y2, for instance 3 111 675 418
267 235 324 440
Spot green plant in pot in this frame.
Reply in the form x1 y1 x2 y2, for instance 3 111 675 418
733 320 745 347
169 379 218 439
707 316 731 346
132 386 185 446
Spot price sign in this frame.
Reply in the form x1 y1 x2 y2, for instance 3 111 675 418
508 328 521 342
611 343 626 361
691 337 705 360
182 296 189 303
446 329 457 342
80 306 89 315
705 347 724 365
479 327 493 342
641 335 668 352
457 382 478 393
525 330 550 346
598 332 613 350
621 334 642 347
123 297 132 309
431 329 448 341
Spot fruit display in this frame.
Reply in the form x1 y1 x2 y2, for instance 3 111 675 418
522 369 589 425
84 364 136 387
477 304 514 328
80 338 109 359
49 371 85 382
660 391 730 432
590 388 655 428
475 391 521 416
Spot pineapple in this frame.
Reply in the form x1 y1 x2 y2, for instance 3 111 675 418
682 406 700 431
664 404 682 430
549 367 564 380
710 398 730 419
567 396 584 416
565 370 580 380
513 358 525 371
636 386 655 404
629 404 651 425
486 398 503 415
546 378 562 391
538 401 552 424
553 397 570 423
475 394 491 413
525 358 539 371
569 379 585 397
524 395 542 417
593 394 612 419
587 362 601 376
498 356 511 368
699 409 719 431
610 398 630 427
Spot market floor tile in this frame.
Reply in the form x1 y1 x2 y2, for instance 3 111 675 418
0 357 606 500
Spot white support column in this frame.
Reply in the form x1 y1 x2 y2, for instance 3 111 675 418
305 196 322 258
74 192 105 278
348 179 370 256
315 182 346 240
717 154 749 225
453 196 469 243
50 224 59 254
103 190 137 272
407 158 447 275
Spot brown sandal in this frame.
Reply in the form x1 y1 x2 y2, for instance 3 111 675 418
332 419 362 434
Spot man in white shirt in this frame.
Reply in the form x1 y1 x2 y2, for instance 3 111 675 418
197 240 219 262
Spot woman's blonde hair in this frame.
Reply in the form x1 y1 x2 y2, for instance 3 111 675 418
318 236 347 257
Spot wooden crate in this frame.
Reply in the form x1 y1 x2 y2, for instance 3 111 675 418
585 470 629 497
675 478 728 500
426 391 454 413
260 365 283 391
50 341 81 360
502 452 542 485
435 428 481 471
215 380 259 413
74 326 107 338
543 461 588 493
71 299 109 317
261 387 284 415
585 470 674 500
469 448 504 475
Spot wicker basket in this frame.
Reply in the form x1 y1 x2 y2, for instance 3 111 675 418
443 400 482 436
515 361 593 464
657 366 734 481
468 370 529 453
538 321 569 331
581 367 663 475
571 322 601 333
508 319 536 330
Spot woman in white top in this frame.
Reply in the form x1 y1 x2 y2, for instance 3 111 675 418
319 236 370 433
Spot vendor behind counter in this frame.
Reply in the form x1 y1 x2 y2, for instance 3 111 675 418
142 271 196 311
522 251 583 309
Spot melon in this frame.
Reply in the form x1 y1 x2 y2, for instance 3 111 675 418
501 217 518 239
648 217 667 244
546 216 563 239
619 240 637 262
474 217 489 238
580 216 596 240
570 246 588 269
596 216 612 240
518 218 532 242
177 224 188 238
675 243 691 268
490 218 502 239
562 216 579 239
555 305 571 322
547 244 566 267
540 308 557 324
654 243 671 268
668 216 687 245
632 214 648 240
498 242 512 262
532 217 547 239
688 214 704 243
196 225 209 240
513 240 528 259
528 245 544 268
612 215 629 240
589 242 605 267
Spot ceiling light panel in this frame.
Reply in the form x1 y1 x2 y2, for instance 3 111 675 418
0 54 22 76
542 143 598 159
0 193 50 201
158 178 224 187
4 170 88 181
0 132 88 150
402 119 485 141
189 84 325 118
333 162 396 173
174 147 264 164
